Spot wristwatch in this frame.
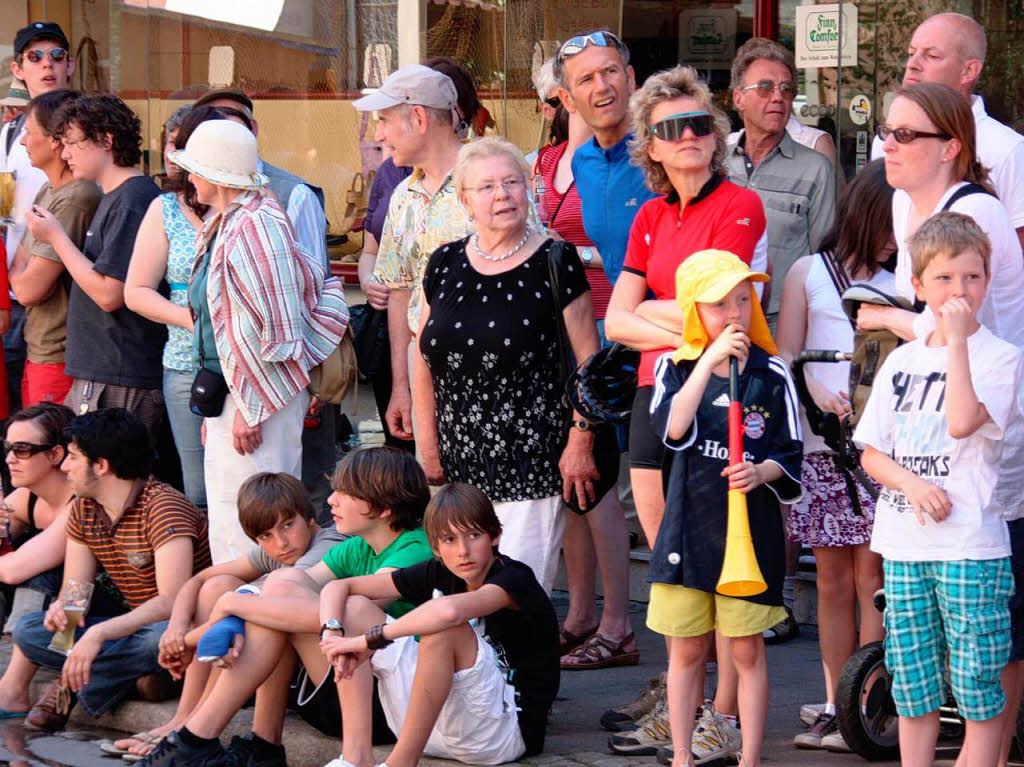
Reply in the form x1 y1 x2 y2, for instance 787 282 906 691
580 247 595 265
319 618 344 639
572 417 591 432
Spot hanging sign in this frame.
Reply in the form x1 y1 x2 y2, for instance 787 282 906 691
678 9 737 69
795 4 858 68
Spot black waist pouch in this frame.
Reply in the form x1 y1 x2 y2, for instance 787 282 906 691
189 367 229 417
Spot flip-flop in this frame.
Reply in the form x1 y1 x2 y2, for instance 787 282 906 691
100 732 159 757
0 708 27 719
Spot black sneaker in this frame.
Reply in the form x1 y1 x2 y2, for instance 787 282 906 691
762 607 799 645
136 731 226 767
221 734 256 767
221 733 289 767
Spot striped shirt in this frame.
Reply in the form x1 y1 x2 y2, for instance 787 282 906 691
66 478 212 608
192 191 350 427
535 142 613 319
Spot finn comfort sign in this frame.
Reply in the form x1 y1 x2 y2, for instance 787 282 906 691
794 3 858 68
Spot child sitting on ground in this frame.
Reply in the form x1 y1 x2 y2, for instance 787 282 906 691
854 212 1022 767
318 482 561 767
108 472 341 759
642 249 803 767
135 447 434 767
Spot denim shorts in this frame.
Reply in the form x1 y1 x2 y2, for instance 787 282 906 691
883 558 1012 720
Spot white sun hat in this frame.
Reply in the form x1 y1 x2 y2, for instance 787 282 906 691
168 119 268 190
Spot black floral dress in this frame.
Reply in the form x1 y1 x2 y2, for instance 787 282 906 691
420 237 589 503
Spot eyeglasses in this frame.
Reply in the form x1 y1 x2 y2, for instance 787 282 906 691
651 111 715 141
24 48 67 64
543 96 561 108
739 79 798 99
556 31 625 63
61 136 90 151
876 124 951 144
466 178 526 196
3 441 55 459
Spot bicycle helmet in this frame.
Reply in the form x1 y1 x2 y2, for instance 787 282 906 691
566 343 640 424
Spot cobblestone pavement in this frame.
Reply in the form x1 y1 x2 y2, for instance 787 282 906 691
0 596 976 767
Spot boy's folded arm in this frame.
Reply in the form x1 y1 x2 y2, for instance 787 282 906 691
169 558 263 628
666 361 714 440
383 585 512 641
943 339 987 439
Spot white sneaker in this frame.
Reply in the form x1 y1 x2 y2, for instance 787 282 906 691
820 731 851 752
800 702 826 726
691 700 742 765
321 758 374 767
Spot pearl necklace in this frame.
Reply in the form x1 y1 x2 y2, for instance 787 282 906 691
472 226 532 262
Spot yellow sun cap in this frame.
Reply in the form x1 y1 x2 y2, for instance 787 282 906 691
672 249 775 362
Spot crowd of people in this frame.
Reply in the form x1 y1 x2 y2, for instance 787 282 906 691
0 10 1019 767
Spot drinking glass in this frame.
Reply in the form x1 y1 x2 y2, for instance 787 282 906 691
0 171 16 225
46 578 94 656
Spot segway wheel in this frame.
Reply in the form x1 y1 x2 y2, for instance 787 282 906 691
836 641 900 761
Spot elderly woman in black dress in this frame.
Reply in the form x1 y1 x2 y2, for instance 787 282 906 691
412 137 602 594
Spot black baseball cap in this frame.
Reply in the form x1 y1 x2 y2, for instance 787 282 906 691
14 22 70 55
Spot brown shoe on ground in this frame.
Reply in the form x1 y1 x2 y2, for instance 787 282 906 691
25 679 76 731
135 670 180 702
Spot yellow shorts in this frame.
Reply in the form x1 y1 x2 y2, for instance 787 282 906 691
646 582 787 638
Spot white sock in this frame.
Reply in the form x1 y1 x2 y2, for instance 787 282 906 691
823 703 836 716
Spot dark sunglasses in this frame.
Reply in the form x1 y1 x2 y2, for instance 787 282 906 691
544 96 561 108
651 112 715 141
24 48 67 64
739 79 797 99
876 124 951 144
557 31 624 63
3 441 56 459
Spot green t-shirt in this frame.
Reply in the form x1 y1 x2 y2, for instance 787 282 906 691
321 528 432 618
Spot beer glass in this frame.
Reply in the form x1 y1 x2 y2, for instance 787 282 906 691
0 171 16 225
47 578 94 656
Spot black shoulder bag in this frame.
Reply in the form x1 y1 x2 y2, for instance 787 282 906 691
547 241 621 515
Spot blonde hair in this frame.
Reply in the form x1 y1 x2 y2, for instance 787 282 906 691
453 137 531 198
628 65 731 194
908 211 991 279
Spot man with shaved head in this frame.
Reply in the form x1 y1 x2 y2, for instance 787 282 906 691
872 12 1024 248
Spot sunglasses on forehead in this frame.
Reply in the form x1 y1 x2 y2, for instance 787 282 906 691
557 31 625 63
651 112 715 141
23 48 67 64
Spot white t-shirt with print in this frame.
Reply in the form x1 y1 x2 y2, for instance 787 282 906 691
891 183 1024 348
853 324 1022 561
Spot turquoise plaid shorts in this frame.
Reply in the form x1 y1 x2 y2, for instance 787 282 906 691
883 558 1013 721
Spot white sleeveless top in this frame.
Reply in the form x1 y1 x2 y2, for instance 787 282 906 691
787 115 828 151
801 253 896 454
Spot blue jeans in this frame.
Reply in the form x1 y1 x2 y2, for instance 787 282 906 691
13 611 166 717
163 368 206 509
4 301 26 416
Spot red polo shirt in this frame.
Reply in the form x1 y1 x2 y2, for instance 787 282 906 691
622 175 767 386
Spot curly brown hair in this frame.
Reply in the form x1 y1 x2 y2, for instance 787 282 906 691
163 105 233 216
628 66 731 195
52 94 143 168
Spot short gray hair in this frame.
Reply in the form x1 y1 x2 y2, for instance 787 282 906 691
730 37 796 91
164 104 192 136
533 58 557 101
629 66 731 194
553 30 631 89
453 137 531 198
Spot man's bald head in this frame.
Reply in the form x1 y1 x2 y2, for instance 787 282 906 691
904 13 986 96
928 13 986 62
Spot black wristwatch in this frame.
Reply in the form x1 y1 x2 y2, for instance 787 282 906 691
319 618 344 639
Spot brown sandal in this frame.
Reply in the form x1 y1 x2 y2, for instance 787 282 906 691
561 632 640 670
558 624 599 654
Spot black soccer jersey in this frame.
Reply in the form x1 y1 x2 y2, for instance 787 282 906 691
648 345 804 604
